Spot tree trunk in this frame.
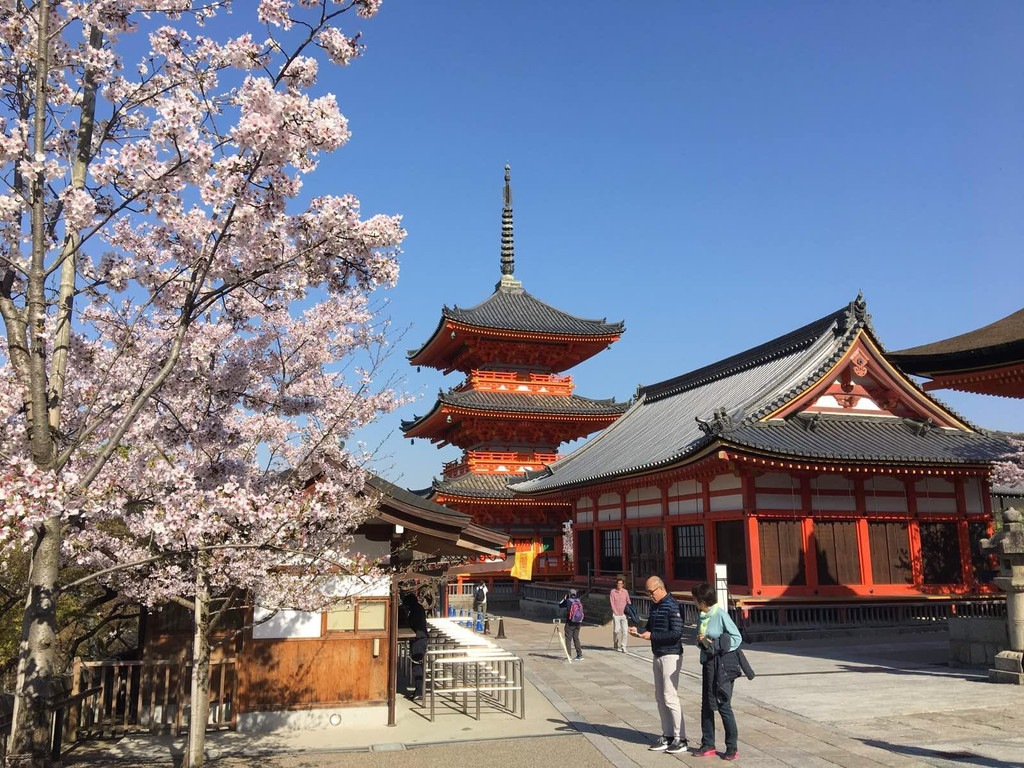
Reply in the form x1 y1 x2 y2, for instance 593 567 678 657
185 566 211 768
6 517 61 768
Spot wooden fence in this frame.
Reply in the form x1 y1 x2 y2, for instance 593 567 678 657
69 658 238 740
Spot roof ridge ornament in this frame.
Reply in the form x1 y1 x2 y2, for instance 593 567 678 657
836 291 870 337
902 416 935 437
793 412 822 432
497 164 522 291
696 407 738 436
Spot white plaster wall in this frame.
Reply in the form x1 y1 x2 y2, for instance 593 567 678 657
866 495 907 513
756 493 800 511
253 609 321 640
710 493 742 512
709 474 741 491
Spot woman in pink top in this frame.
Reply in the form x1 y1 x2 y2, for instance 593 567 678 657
609 578 632 652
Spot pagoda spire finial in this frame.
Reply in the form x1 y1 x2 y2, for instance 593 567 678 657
500 164 515 277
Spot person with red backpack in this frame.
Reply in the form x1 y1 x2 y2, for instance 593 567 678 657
559 589 585 660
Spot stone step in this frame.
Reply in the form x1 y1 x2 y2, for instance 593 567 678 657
993 650 1023 673
988 669 1024 684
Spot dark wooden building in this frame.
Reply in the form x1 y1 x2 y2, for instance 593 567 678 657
138 474 506 730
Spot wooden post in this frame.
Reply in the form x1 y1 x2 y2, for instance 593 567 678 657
954 479 974 587
701 480 715 582
743 473 762 594
854 478 873 587
906 479 924 587
67 657 82 744
386 565 399 727
619 491 629 577
662 485 674 583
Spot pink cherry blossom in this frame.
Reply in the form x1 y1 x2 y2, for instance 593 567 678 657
1 3 405 761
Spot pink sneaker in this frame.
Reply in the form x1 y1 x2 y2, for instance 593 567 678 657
723 750 739 761
691 745 717 757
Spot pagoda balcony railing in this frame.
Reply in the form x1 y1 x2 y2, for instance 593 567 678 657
462 370 574 396
442 450 562 479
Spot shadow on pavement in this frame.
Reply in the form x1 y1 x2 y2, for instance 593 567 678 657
558 718 653 747
860 738 1024 768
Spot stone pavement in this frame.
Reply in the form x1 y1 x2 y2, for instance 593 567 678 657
65 614 1024 767
494 615 1024 768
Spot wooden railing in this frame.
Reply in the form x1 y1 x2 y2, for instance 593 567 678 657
442 450 562 478
464 370 574 396
70 657 238 739
737 598 1007 636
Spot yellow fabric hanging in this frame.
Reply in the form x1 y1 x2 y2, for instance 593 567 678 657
510 550 536 580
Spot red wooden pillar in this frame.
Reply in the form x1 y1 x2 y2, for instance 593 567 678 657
906 478 924 588
620 491 630 579
854 477 873 587
800 476 819 590
592 497 602 578
741 472 762 593
744 515 762 595
662 484 674 583
701 479 715 582
954 478 974 588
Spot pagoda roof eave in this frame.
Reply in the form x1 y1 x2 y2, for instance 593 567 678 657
407 281 625 370
889 307 1024 377
401 390 629 438
407 317 622 371
428 472 573 504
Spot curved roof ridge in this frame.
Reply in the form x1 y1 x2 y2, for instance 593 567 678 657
642 304 851 402
508 393 648 486
442 283 626 336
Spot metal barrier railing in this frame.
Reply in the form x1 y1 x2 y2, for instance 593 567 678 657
519 584 567 603
417 618 524 722
740 598 1007 631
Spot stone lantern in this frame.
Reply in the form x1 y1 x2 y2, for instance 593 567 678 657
981 508 1024 684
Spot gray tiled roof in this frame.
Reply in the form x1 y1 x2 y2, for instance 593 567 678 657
721 418 1009 465
401 390 627 432
511 296 1001 495
429 473 520 500
407 283 624 359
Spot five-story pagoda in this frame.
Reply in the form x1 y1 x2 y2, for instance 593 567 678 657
404 166 626 578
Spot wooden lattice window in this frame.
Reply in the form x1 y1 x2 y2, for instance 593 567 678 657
577 529 594 576
601 529 623 574
673 524 706 581
715 520 748 587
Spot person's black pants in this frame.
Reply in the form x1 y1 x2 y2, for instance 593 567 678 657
700 664 737 752
564 622 582 656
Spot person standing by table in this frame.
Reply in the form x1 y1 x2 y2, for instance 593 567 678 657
629 575 687 754
472 580 488 616
609 578 631 652
402 592 429 695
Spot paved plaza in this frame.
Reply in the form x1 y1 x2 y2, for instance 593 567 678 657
68 614 1024 767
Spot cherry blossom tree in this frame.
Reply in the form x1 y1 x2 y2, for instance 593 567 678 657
993 436 1024 492
0 1 404 765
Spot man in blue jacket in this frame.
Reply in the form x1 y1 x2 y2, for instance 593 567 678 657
629 575 688 754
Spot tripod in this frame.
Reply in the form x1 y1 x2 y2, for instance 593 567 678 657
547 618 573 662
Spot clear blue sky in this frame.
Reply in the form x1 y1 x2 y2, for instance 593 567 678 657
311 2 1024 489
